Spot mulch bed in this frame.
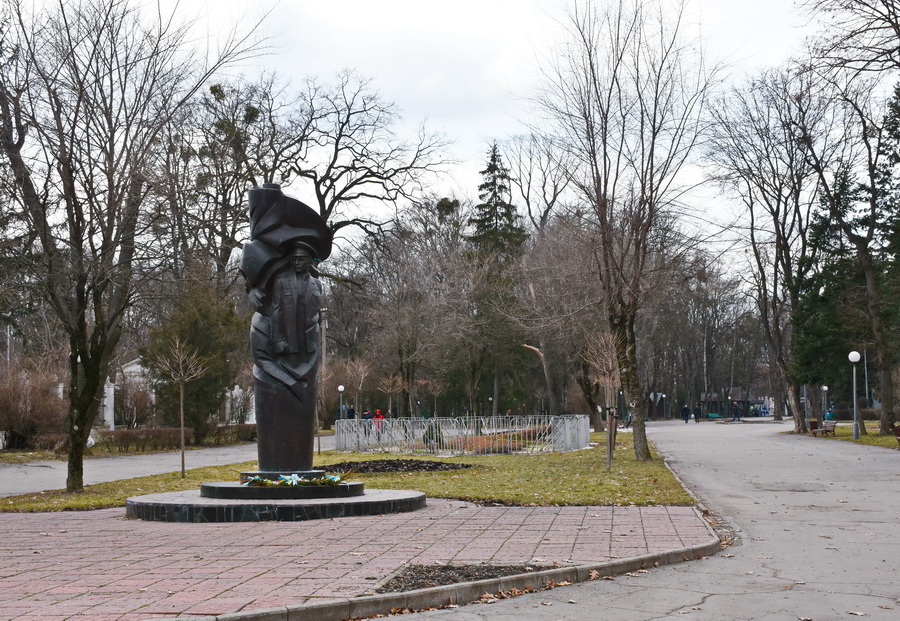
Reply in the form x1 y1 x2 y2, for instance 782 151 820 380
322 459 548 592
375 563 554 593
324 459 474 473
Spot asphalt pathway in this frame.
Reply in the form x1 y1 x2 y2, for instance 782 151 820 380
400 420 900 620
0 436 335 497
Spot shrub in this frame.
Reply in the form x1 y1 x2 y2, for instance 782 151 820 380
0 367 66 449
113 374 158 429
209 424 257 445
95 427 193 453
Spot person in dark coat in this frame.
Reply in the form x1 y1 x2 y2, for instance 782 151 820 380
681 404 691 423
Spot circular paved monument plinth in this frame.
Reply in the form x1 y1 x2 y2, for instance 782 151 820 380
125 489 426 523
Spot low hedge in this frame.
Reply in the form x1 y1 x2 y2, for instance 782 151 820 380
209 424 257 445
96 428 193 453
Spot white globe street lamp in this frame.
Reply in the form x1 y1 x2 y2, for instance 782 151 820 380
849 351 861 439
338 384 345 421
822 385 828 420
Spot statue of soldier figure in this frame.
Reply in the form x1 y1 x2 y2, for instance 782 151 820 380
240 184 332 476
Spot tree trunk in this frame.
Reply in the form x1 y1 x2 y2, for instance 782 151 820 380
65 333 116 492
575 360 604 431
492 370 499 417
522 342 561 417
768 361 785 422
180 381 186 478
65 385 104 492
611 311 651 461
857 254 895 434
787 381 806 434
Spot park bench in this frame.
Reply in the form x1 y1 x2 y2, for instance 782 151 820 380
811 420 837 437
892 425 900 448
707 413 722 420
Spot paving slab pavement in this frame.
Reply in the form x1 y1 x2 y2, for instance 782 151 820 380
0 498 715 620
399 420 900 620
0 430 725 620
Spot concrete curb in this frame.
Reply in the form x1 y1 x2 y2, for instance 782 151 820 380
661 458 710 516
162 510 720 621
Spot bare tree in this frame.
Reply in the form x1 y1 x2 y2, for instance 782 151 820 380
346 356 373 413
0 0 262 491
709 67 823 433
423 377 448 417
504 134 578 417
536 0 716 459
804 0 900 72
291 71 451 234
505 133 575 231
153 75 316 291
578 331 620 429
145 337 210 477
378 373 404 416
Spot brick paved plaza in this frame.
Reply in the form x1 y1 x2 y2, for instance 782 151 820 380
0 501 711 619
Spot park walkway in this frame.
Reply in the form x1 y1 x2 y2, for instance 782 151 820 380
1 439 331 498
401 420 900 620
0 432 721 620
0 499 713 619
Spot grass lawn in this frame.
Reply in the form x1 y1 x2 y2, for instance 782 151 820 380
825 421 900 449
0 450 59 464
0 432 692 512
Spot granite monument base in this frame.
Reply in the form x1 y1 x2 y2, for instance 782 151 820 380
126 488 426 523
200 480 365 500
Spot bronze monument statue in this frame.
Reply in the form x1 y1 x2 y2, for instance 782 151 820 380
240 183 332 475
125 191 426 512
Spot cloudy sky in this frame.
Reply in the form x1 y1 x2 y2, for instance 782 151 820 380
192 0 813 201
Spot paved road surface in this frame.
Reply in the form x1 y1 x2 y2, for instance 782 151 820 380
399 420 900 620
0 435 335 497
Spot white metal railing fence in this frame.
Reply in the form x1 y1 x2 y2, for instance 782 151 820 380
334 415 590 455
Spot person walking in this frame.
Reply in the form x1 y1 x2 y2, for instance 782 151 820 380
693 404 702 423
681 404 691 423
731 401 742 422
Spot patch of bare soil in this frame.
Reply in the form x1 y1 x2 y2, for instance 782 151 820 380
374 564 553 593
324 459 473 473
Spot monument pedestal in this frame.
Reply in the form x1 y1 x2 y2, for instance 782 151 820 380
200 480 365 500
126 488 426 522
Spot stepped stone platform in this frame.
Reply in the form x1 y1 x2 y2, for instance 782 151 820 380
200 479 365 500
125 488 426 523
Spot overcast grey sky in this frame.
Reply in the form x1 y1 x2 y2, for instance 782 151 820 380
192 0 812 202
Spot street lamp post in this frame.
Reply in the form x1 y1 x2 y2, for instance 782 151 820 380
849 351 861 440
338 384 345 421
822 385 828 420
662 394 666 420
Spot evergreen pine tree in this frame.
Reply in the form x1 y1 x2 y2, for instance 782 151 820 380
140 282 247 443
467 142 528 257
